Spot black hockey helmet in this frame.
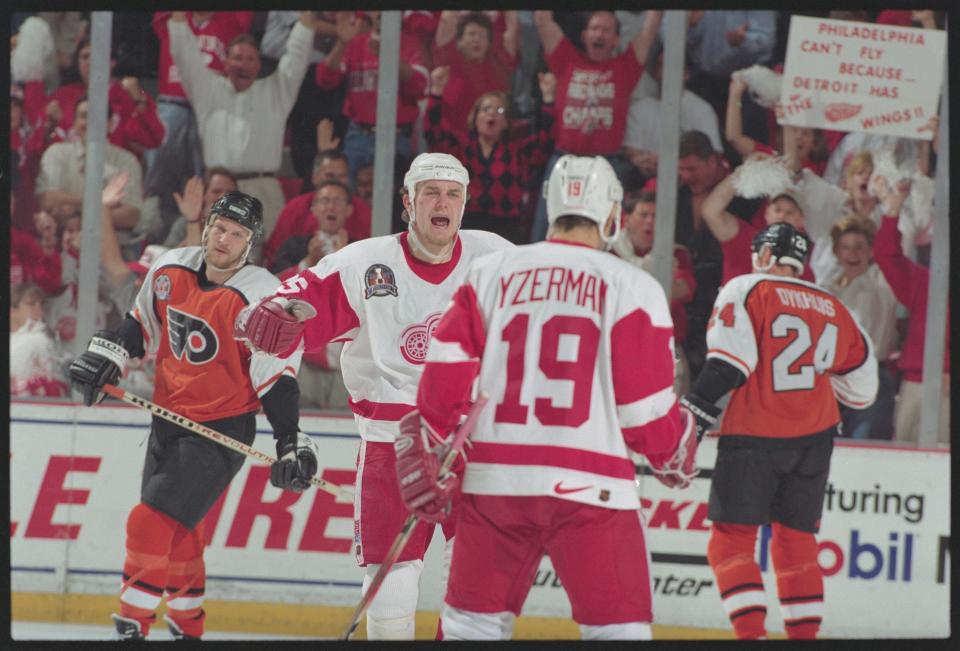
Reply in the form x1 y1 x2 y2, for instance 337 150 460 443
208 191 264 243
751 222 810 273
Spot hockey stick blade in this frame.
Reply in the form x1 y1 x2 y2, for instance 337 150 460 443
101 384 353 501
340 393 489 640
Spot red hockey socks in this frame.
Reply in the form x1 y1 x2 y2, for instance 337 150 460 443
119 503 179 635
707 523 767 639
770 522 823 639
165 521 207 638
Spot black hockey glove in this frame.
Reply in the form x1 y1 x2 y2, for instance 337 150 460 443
68 330 129 406
271 433 320 492
679 393 722 442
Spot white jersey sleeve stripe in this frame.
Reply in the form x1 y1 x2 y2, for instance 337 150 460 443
616 385 677 429
706 347 752 378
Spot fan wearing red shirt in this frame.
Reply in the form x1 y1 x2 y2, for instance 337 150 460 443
316 11 428 185
432 11 519 142
262 150 371 270
530 10 663 242
47 37 165 160
871 175 950 444
701 158 817 285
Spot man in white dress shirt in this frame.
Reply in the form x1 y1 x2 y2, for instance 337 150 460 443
167 11 320 255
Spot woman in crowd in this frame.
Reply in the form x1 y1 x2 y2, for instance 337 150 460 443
424 67 556 244
822 214 898 439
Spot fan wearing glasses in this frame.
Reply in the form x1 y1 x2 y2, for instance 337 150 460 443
424 67 557 244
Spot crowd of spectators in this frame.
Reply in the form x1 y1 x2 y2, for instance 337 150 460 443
8 10 947 444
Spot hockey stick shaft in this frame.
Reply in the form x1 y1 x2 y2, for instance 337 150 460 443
101 384 353 501
340 393 489 640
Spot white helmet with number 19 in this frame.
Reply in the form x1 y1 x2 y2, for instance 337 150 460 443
545 155 623 248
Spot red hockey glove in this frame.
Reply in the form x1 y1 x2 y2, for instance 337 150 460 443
234 296 316 355
394 410 458 523
650 407 700 489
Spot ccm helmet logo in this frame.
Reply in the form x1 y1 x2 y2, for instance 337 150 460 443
228 204 247 216
166 306 219 364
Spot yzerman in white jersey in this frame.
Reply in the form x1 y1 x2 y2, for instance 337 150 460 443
392 155 701 640
234 153 513 640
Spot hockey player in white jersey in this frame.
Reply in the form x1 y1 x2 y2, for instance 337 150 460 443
391 155 701 640
234 152 513 640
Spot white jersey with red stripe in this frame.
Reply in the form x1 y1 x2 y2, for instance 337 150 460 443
418 239 686 510
274 230 513 442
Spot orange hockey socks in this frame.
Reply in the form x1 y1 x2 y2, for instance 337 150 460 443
770 522 823 639
119 503 179 635
707 523 767 639
165 522 207 638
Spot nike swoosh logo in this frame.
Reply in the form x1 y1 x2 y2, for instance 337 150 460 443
553 482 593 495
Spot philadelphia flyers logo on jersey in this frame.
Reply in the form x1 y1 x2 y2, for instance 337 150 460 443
167 306 219 364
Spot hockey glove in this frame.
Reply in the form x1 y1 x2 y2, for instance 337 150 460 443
679 393 722 442
394 410 458 524
234 296 317 355
650 407 701 489
68 330 129 406
271 433 320 492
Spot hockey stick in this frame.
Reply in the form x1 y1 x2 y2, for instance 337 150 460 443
340 393 489 640
101 384 354 501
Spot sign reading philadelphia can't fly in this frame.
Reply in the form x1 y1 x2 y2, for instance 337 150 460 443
778 16 945 139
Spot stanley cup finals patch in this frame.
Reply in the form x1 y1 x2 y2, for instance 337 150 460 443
363 264 398 299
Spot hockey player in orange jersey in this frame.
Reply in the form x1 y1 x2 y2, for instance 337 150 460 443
69 191 315 640
679 222 878 639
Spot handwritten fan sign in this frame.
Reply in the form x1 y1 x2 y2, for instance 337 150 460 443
778 16 945 139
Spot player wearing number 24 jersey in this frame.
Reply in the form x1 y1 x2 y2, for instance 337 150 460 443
707 260 876 440
680 222 877 641
400 156 700 640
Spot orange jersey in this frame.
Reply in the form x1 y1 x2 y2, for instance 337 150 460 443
706 274 877 439
129 247 301 422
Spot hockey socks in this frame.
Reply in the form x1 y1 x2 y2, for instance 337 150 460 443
165 522 207 638
119 503 180 635
119 503 207 638
707 523 767 639
770 522 823 639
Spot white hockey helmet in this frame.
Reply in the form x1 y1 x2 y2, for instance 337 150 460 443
403 152 470 219
545 155 623 247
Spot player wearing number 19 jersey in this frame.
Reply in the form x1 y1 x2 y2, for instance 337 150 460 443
680 222 877 640
409 156 700 640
